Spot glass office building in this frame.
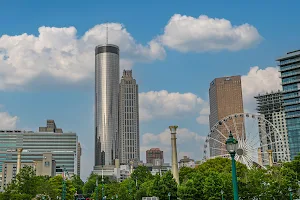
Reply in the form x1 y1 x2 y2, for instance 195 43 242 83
278 50 300 160
95 44 120 166
0 127 77 175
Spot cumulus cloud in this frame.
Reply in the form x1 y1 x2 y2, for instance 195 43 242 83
141 128 205 162
139 90 205 121
241 66 281 112
159 14 262 52
0 23 165 90
0 110 18 129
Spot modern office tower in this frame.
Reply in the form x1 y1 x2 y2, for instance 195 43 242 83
95 44 120 167
209 76 245 156
146 148 164 164
77 142 82 177
119 70 140 164
278 50 300 160
0 120 78 175
255 91 290 164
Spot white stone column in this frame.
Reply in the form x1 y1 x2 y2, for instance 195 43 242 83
267 149 273 167
169 125 179 184
16 148 23 174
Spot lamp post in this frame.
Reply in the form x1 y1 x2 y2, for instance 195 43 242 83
168 192 171 200
62 166 68 200
226 131 239 200
289 187 293 200
95 178 99 200
221 190 224 200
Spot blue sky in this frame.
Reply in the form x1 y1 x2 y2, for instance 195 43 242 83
0 0 299 180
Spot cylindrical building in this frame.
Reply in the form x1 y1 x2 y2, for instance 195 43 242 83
95 44 119 166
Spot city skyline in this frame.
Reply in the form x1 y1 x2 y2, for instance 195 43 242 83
1 0 300 180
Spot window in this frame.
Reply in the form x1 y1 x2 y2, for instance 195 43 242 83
44 161 50 167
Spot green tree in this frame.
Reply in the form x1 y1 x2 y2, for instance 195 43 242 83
15 165 38 197
151 171 177 200
131 165 153 184
179 166 195 183
48 175 76 200
71 175 84 194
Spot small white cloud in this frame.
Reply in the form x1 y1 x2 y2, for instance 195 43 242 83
0 111 18 129
139 90 205 121
159 14 262 52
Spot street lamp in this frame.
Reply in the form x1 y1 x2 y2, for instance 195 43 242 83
168 192 171 200
226 131 239 200
289 187 293 200
221 190 224 200
95 178 99 200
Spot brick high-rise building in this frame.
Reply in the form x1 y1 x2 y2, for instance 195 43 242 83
146 148 163 164
209 75 245 156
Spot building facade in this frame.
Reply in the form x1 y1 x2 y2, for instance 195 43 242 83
278 50 300 160
0 120 78 175
255 91 290 164
1 152 56 189
77 142 82 177
95 44 120 166
119 70 140 164
178 156 195 169
209 76 244 156
146 148 164 164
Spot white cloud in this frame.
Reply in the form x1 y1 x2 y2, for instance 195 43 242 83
0 23 165 90
0 111 18 129
159 14 262 52
141 128 205 162
241 66 281 112
139 90 205 121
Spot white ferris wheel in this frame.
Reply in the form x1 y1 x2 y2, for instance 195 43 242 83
203 113 289 169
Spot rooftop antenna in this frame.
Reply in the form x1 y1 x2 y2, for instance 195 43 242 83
106 22 108 45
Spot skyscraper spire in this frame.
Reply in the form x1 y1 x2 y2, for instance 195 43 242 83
106 23 108 45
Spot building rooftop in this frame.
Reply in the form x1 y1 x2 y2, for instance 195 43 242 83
276 50 300 61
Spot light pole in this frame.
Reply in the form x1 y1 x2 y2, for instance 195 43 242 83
95 178 99 200
62 166 68 200
168 192 171 200
226 131 239 200
221 190 224 200
289 187 293 200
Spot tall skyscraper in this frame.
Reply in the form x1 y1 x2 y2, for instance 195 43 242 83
255 91 290 163
209 76 244 156
278 50 300 160
95 44 120 166
119 70 140 164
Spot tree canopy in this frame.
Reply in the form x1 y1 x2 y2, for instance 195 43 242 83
1 155 300 200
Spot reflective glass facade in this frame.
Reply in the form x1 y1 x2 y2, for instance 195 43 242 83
0 130 77 174
95 44 119 166
278 50 300 160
